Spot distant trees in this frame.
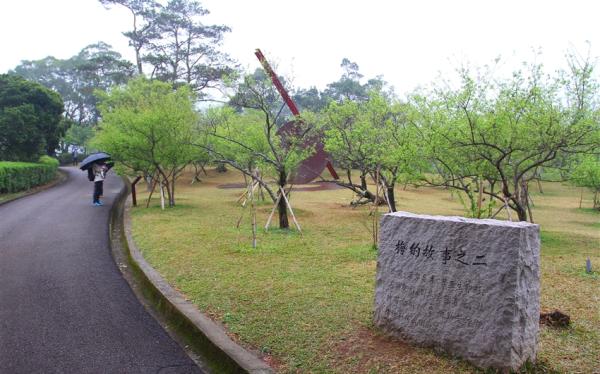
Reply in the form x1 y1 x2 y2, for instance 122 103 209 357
323 58 391 103
0 75 64 161
100 0 234 98
292 58 392 112
98 0 157 75
571 156 600 209
12 43 135 127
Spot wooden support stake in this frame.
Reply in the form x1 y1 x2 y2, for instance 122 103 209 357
380 179 393 213
241 182 259 207
372 168 381 248
145 171 159 208
264 193 282 231
280 186 302 234
159 177 165 210
250 178 257 248
237 189 248 203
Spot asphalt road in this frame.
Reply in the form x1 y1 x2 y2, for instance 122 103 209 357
0 168 203 374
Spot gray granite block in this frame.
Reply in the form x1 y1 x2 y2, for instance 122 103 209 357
374 212 540 371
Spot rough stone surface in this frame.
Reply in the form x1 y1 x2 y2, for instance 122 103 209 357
374 211 540 371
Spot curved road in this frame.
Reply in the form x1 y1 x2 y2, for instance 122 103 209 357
0 168 202 374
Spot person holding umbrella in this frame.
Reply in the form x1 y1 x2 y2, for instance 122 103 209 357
79 153 114 206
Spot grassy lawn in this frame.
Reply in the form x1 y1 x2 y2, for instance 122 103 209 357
130 169 599 373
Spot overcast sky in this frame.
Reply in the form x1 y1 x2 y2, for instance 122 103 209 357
1 0 598 96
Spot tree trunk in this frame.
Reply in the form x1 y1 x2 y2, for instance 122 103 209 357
170 174 176 207
387 186 397 212
278 170 289 229
156 167 173 207
515 202 528 222
135 48 143 75
145 174 154 192
360 173 368 191
163 179 173 207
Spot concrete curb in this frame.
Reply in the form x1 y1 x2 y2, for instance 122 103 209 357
111 179 274 374
0 168 68 207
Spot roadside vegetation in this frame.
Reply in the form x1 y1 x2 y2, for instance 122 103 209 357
0 156 60 197
130 169 599 373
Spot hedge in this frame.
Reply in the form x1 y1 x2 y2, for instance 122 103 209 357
0 157 59 194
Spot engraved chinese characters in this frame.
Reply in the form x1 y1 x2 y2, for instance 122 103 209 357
374 212 540 371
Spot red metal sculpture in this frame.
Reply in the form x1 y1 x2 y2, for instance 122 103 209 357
254 49 339 184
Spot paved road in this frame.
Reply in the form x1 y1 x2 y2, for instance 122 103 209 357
0 168 202 374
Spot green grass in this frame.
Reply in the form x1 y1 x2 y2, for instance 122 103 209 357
131 170 600 373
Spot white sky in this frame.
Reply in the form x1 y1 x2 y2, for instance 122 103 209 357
1 0 598 96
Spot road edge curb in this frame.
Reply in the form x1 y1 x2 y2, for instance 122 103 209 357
110 178 274 374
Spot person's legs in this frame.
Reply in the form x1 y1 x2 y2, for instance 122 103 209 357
93 181 102 204
98 181 104 199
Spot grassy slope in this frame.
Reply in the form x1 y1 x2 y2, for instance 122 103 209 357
131 170 599 373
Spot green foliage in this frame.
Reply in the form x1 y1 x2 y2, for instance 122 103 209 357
11 43 135 126
0 161 57 193
38 155 59 167
322 58 392 103
410 59 600 221
63 120 94 150
0 74 64 160
92 77 197 206
571 156 600 208
321 92 424 210
100 0 233 98
202 107 271 170
571 156 600 190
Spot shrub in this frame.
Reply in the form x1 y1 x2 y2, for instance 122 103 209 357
0 160 58 193
39 155 59 167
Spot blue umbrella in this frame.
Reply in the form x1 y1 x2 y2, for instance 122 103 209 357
79 152 111 170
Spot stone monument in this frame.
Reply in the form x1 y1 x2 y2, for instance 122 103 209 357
374 212 540 371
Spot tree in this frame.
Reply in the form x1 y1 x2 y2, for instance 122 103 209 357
323 58 368 103
92 77 197 207
0 74 64 160
100 0 234 98
200 71 316 229
321 92 423 211
63 120 94 154
144 0 233 95
12 43 135 126
293 87 327 112
322 58 392 104
411 59 600 221
571 156 600 209
99 0 159 75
